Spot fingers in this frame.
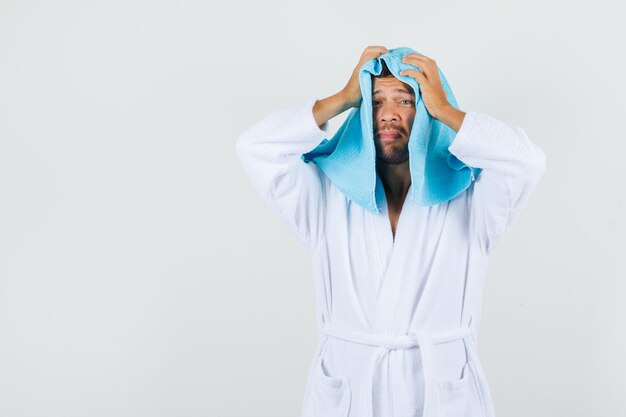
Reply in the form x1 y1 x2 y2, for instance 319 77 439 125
366 45 388 55
400 68 426 83
360 46 388 62
352 46 389 75
402 53 435 64
401 53 436 77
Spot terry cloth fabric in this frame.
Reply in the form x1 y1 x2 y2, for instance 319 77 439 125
301 46 482 214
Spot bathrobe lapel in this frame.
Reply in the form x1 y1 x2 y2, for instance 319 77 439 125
370 175 421 333
368 174 454 334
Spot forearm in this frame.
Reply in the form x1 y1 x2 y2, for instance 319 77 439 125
433 104 466 133
312 90 354 128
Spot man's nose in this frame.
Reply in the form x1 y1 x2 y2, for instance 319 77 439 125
379 104 400 122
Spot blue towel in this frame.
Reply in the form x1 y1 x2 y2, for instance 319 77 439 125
301 46 482 214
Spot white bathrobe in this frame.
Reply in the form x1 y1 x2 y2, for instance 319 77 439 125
235 98 546 417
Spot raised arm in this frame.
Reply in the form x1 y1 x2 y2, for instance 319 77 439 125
446 108 547 255
235 46 390 251
401 52 547 255
235 98 331 251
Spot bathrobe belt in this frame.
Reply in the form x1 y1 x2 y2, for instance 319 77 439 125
322 322 475 417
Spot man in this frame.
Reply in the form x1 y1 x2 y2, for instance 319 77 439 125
235 46 546 417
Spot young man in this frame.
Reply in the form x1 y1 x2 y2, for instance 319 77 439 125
235 46 546 417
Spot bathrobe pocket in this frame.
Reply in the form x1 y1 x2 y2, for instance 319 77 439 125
438 360 472 392
436 359 483 417
304 354 351 417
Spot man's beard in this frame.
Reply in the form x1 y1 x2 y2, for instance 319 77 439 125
376 142 409 164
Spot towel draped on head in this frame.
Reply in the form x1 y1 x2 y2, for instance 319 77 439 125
301 46 481 214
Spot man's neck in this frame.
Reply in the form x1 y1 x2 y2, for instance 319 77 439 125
377 160 411 204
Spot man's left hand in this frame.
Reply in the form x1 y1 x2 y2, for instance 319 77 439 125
400 53 465 132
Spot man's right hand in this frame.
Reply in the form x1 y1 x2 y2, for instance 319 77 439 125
313 46 389 128
341 46 389 108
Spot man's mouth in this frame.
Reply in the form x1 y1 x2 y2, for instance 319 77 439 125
378 130 402 142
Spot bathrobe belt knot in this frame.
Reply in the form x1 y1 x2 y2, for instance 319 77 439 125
321 321 475 417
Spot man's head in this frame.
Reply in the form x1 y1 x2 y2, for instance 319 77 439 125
371 61 416 165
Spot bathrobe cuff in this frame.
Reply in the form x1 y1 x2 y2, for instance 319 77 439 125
447 111 478 159
304 98 330 138
294 98 330 154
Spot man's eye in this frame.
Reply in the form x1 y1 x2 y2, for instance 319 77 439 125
372 101 380 105
401 100 414 105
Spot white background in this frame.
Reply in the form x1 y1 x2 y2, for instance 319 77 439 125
1 1 624 416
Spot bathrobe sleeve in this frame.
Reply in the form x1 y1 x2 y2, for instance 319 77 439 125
448 111 547 255
235 98 329 251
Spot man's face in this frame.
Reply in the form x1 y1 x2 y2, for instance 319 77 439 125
371 76 416 165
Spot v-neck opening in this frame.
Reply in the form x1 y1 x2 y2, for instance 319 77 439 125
378 176 413 249
368 175 420 331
